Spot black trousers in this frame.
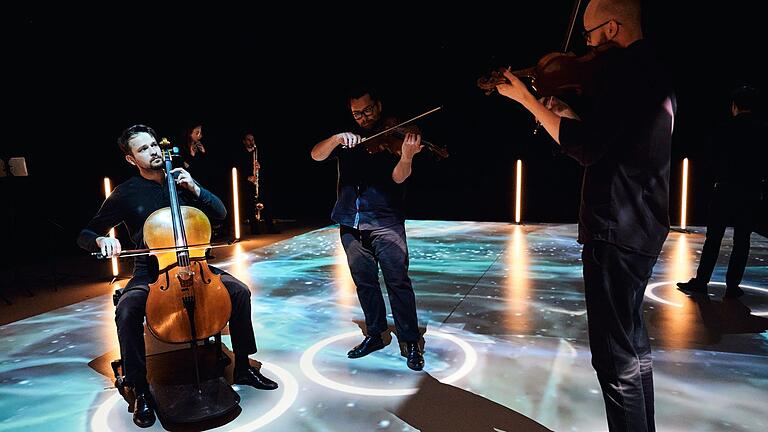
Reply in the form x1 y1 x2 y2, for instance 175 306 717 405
340 223 420 342
696 183 759 288
115 269 257 391
242 181 275 233
582 241 659 432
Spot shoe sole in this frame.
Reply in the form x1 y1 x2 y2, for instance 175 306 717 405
677 286 707 294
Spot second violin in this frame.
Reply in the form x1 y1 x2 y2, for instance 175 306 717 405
477 41 619 99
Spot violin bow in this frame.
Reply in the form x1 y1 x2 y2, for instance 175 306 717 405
562 0 584 53
92 239 240 259
358 106 443 145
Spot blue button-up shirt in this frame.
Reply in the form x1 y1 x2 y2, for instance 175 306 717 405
329 144 405 230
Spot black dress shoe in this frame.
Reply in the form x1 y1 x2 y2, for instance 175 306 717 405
347 335 385 359
406 342 424 371
132 391 156 428
677 278 708 294
724 286 745 298
234 366 279 390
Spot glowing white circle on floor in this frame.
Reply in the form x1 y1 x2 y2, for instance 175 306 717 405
90 362 298 431
645 281 768 316
300 329 477 396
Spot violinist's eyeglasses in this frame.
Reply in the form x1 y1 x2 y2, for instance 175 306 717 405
582 19 621 42
351 103 377 120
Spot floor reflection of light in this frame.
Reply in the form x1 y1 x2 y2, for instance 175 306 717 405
90 362 298 431
505 225 531 333
668 233 696 290
657 233 697 346
646 281 768 316
333 240 357 320
229 244 253 289
299 329 477 396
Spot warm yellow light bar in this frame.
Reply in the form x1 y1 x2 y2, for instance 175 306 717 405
232 168 241 240
680 158 689 230
515 160 523 224
103 177 119 276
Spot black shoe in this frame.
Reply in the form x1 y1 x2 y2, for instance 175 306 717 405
677 278 708 294
406 342 424 371
347 335 385 359
724 286 745 298
132 391 156 428
234 366 279 390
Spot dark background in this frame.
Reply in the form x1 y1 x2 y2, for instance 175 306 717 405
3 1 766 260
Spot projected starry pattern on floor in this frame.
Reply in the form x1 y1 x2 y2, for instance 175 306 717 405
1 222 766 431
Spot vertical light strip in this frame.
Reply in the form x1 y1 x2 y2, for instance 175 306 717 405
232 167 241 240
103 177 119 277
680 158 689 230
515 159 523 224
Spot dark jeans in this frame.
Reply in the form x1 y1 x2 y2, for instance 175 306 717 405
115 269 257 391
340 223 419 342
582 241 659 432
696 183 759 288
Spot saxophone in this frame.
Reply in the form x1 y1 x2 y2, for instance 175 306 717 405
252 146 264 222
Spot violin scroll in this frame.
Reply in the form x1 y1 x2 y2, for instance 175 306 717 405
477 67 511 95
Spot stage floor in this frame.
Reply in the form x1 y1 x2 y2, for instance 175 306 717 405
1 222 767 431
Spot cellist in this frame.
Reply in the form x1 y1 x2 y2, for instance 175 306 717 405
77 125 277 428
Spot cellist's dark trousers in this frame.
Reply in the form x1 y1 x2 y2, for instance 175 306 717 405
115 267 257 391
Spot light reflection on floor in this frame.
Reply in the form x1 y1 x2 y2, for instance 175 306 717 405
1 222 767 431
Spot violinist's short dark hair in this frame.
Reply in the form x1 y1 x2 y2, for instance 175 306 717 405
117 124 158 155
346 83 380 106
730 85 759 111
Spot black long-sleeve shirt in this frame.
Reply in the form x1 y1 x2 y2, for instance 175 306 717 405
77 175 227 277
559 39 676 256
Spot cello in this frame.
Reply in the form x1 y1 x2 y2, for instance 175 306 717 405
143 139 232 347
120 139 239 422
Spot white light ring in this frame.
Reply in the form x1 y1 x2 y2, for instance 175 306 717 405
645 281 768 316
90 362 297 431
300 329 477 397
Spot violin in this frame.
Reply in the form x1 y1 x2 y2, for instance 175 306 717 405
357 106 449 159
476 41 620 98
363 118 449 159
476 0 619 134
